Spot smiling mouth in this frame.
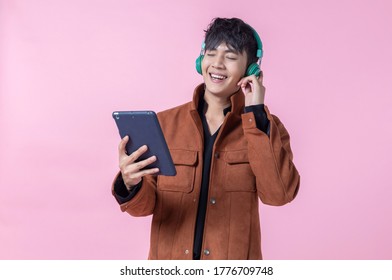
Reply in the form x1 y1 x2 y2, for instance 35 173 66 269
210 73 227 81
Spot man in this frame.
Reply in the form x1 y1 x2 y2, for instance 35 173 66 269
112 17 300 260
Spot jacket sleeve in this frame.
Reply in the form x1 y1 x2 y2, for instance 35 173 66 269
112 173 142 204
241 106 300 206
111 172 158 217
244 104 270 136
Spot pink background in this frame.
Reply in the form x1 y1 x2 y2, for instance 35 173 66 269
1 0 391 259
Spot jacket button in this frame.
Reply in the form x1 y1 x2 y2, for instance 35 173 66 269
184 249 189 254
203 249 210 256
214 152 219 159
210 198 216 205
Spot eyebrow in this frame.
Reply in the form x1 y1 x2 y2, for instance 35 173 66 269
207 47 239 54
225 49 239 54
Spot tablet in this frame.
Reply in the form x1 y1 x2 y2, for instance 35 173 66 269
112 111 176 176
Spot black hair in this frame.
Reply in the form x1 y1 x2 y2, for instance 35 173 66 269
204 18 259 66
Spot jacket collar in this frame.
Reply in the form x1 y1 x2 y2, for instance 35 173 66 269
191 83 245 116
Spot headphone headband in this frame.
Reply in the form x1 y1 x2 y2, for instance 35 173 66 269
248 25 263 59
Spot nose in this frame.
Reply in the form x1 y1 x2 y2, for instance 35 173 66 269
211 54 225 69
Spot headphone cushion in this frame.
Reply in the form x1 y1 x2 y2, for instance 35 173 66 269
246 63 261 77
195 55 204 75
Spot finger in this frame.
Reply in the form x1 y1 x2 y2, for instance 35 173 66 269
237 76 252 86
244 75 263 90
120 144 149 171
241 77 257 92
248 74 259 84
240 75 259 86
237 77 246 86
237 78 250 91
128 145 148 163
134 167 160 178
258 71 264 84
118 135 129 159
123 166 159 188
121 153 155 177
131 155 157 172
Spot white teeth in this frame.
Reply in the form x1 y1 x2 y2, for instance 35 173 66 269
210 73 227 80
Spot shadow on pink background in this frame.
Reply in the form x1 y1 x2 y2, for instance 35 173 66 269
1 0 391 259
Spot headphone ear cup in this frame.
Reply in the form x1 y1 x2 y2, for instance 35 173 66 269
195 55 204 75
246 63 261 77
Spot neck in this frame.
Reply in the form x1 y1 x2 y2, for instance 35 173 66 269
203 90 231 117
202 90 232 135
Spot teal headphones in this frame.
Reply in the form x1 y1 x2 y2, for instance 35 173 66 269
195 25 263 77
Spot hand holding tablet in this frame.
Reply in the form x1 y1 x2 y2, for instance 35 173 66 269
113 111 176 187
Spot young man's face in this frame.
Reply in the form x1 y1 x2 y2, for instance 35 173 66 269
201 42 248 100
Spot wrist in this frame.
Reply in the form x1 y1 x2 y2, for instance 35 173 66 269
126 184 136 192
125 179 142 192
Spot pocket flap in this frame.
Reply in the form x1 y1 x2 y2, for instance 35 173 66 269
225 150 249 164
158 150 198 193
171 149 198 166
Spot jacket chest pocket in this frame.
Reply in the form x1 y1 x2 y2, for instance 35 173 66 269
224 150 256 192
157 150 198 193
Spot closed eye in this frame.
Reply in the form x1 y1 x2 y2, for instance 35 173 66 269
205 51 216 57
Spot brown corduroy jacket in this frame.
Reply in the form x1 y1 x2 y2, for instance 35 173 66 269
112 84 300 260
